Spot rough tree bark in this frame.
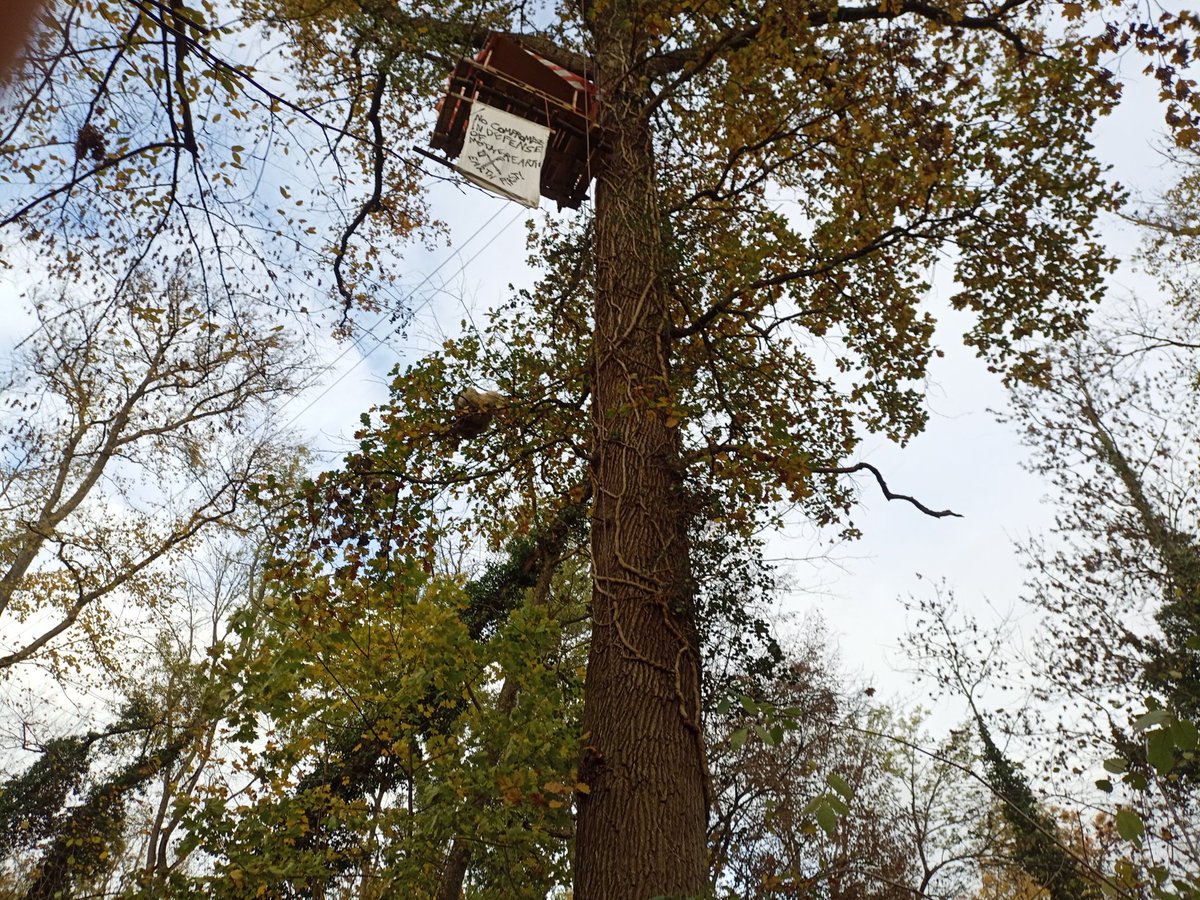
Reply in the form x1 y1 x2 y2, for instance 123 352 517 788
574 10 709 898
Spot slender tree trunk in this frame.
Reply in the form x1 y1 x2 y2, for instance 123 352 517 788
436 677 520 900
437 523 574 899
574 14 709 898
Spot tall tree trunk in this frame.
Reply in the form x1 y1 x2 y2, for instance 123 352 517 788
574 15 709 899
1076 382 1200 717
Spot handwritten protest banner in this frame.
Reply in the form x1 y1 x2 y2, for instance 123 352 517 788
457 102 551 207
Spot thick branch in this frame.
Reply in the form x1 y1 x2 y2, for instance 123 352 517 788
0 475 250 671
170 0 198 155
649 0 1030 86
670 225 913 340
814 462 963 518
1 142 181 229
335 62 388 319
1117 210 1200 237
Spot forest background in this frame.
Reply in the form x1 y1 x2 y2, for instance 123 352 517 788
1 0 1200 896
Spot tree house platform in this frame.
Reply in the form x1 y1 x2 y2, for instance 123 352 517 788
430 33 604 209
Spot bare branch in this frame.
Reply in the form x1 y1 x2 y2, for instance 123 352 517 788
335 62 388 320
813 461 963 518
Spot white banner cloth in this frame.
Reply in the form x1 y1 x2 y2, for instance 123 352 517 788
457 102 550 208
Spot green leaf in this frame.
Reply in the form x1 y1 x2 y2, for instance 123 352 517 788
1133 708 1172 732
730 728 748 750
1147 728 1175 775
1115 808 1145 844
814 803 837 836
1095 778 1113 793
826 772 854 802
1170 718 1199 751
1102 757 1129 774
